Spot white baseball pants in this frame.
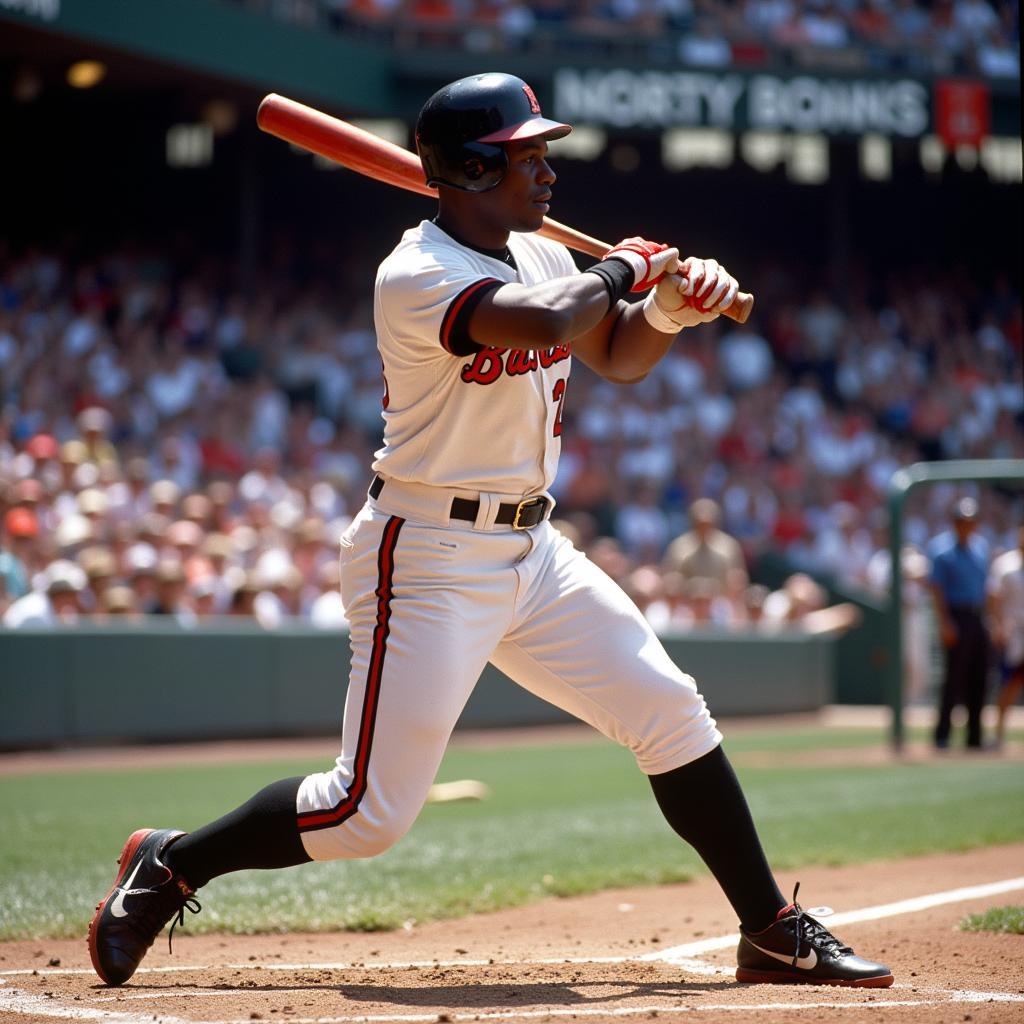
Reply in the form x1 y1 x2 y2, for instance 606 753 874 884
296 495 721 861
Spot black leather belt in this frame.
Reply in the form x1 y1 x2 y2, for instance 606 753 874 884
369 476 550 530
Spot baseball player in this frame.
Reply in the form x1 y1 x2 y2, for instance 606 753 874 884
89 73 893 990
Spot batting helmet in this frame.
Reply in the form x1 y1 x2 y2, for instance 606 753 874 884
415 73 572 193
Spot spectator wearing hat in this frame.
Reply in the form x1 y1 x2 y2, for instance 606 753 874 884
3 559 85 627
148 479 181 520
199 532 237 612
76 407 119 468
1 507 39 604
928 497 991 749
104 456 151 524
124 541 159 608
78 544 118 611
166 519 204 562
9 476 54 539
26 433 61 493
228 572 260 618
76 487 111 523
98 585 142 621
206 481 239 533
10 476 45 510
26 432 59 464
189 576 219 619
148 558 196 625
181 493 213 530
58 440 89 490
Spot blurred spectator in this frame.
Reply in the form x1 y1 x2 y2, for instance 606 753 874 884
664 498 748 602
1 507 38 605
616 481 672 562
3 560 85 627
927 497 991 749
718 323 774 392
799 0 850 47
76 407 118 468
309 560 348 628
679 16 732 65
865 543 935 703
740 582 770 625
678 576 735 627
98 585 143 621
148 559 197 625
762 572 828 624
987 523 1024 748
229 0 1019 78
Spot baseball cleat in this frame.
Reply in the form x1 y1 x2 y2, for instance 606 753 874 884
88 828 201 986
735 885 893 988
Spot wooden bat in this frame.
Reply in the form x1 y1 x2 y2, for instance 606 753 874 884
256 93 754 324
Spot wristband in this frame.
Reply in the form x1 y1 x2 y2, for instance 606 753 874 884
642 290 684 334
585 260 634 315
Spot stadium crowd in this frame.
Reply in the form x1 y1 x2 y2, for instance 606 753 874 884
0 238 1020 634
229 0 1020 78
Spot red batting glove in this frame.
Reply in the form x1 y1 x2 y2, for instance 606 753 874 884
602 237 680 292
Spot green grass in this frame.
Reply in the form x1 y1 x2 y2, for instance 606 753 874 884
1 727 1022 940
959 905 1024 935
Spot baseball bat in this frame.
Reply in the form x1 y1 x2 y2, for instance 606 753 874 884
256 93 754 324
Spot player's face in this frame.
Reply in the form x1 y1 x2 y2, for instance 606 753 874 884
487 138 556 233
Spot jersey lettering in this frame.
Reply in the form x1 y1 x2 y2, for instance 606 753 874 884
552 377 566 437
460 344 571 386
460 347 508 385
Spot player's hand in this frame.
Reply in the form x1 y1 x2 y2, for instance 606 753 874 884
941 619 959 648
602 237 680 292
645 257 738 331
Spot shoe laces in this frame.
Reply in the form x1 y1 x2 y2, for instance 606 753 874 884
786 883 852 965
120 880 202 955
167 896 202 955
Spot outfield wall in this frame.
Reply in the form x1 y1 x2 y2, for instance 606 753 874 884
0 623 833 748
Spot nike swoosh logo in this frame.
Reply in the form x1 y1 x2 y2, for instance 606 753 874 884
109 860 144 918
747 939 817 970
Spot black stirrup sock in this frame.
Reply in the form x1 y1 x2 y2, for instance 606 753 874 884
164 776 313 888
649 745 786 933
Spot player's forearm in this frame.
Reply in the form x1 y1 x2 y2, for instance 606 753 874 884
600 301 679 383
473 275 613 350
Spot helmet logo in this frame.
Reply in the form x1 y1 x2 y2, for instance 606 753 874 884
522 84 541 115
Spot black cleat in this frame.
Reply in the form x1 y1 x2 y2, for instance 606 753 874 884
88 828 200 986
736 885 893 988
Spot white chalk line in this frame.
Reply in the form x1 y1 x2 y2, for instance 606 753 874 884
2 874 1022 1022
8 874 1022 981
640 874 1024 961
3 989 1023 1024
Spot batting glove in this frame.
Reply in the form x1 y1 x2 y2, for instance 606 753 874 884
602 237 680 292
643 256 738 333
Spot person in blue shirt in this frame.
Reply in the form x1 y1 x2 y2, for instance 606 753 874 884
927 497 992 749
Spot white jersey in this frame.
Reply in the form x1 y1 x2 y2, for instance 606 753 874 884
371 220 578 496
989 548 1024 665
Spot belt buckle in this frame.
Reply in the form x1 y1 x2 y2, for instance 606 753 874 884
512 497 544 530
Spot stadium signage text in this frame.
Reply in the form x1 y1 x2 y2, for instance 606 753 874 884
0 0 59 20
554 69 930 137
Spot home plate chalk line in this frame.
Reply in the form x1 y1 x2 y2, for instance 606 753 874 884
1 875 1022 1022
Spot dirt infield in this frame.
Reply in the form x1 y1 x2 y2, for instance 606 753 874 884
2 843 1022 1024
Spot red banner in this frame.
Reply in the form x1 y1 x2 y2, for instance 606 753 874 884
934 79 991 148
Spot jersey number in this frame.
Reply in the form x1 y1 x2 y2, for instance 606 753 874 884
552 378 566 437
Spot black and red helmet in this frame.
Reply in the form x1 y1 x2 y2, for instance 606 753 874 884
415 73 572 193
